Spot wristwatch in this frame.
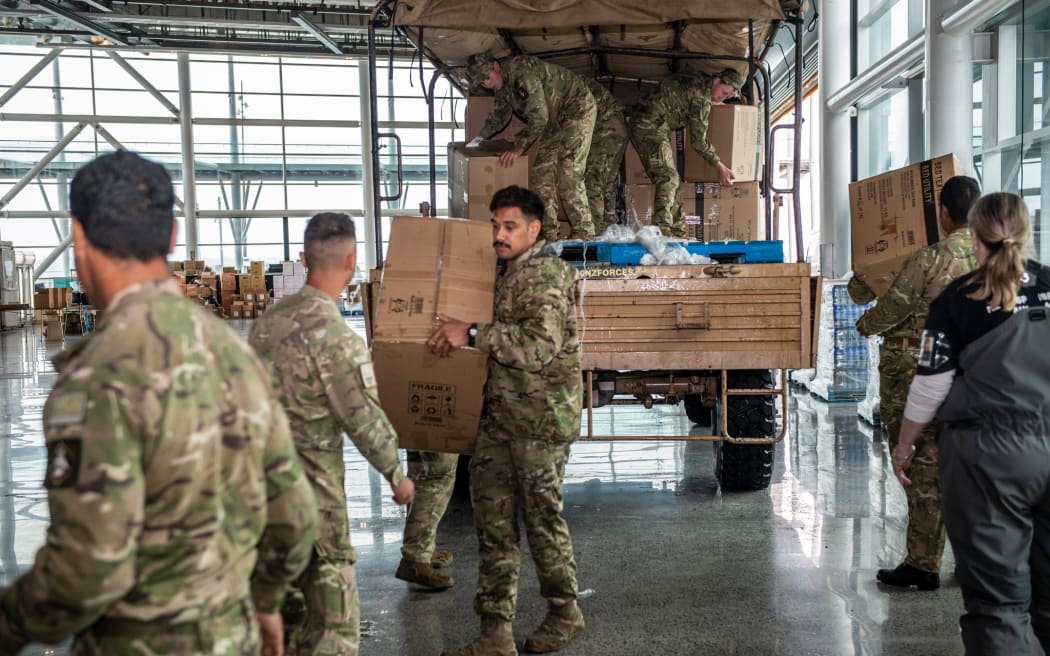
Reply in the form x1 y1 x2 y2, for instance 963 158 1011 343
467 323 478 348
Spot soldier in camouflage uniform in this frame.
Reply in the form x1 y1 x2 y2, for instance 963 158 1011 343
0 151 318 655
585 79 628 236
428 185 584 656
628 68 744 237
849 175 981 591
249 212 415 655
466 53 597 241
396 449 459 589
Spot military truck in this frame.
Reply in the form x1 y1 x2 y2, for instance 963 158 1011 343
364 0 814 491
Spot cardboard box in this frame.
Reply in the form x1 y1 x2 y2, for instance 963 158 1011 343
44 318 64 341
680 104 762 183
372 216 497 454
448 140 530 221
281 261 295 275
219 273 236 291
464 95 527 142
849 154 962 296
681 181 763 242
623 184 655 227
249 261 265 276
250 274 266 293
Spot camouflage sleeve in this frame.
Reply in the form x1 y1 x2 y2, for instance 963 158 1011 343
0 386 145 649
512 75 551 152
686 95 719 165
476 263 570 372
311 330 405 487
856 250 929 336
250 400 318 613
847 275 876 304
480 92 513 140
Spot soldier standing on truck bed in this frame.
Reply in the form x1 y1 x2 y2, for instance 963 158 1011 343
629 68 743 238
0 150 318 655
466 52 597 242
848 175 980 591
250 212 415 656
585 78 629 236
427 185 585 656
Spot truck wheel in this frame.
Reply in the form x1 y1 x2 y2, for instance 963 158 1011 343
717 370 775 491
683 394 713 426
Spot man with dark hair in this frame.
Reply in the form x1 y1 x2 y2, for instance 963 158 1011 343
250 211 414 656
629 68 745 237
429 185 584 656
0 150 318 654
848 174 981 591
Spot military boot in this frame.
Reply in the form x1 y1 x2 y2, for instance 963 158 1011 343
522 600 585 653
431 549 454 569
395 558 454 590
440 616 517 656
876 563 940 590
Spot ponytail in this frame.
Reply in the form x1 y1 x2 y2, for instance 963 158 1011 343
966 193 1032 311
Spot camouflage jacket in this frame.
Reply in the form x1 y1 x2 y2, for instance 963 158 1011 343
587 79 627 133
249 284 404 560
855 227 977 339
0 279 317 651
475 241 582 443
635 70 719 165
481 55 595 153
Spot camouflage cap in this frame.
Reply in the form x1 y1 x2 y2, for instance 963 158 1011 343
717 68 746 91
465 53 497 88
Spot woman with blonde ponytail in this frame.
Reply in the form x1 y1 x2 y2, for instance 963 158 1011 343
892 191 1050 655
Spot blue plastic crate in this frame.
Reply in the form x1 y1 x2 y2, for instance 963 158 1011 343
558 240 784 265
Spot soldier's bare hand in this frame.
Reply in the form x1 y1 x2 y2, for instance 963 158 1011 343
392 477 415 505
257 612 284 656
499 145 523 168
891 443 915 487
427 313 470 358
717 161 735 187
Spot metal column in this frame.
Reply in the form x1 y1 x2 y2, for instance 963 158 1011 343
926 0 974 171
819 0 853 278
177 53 199 259
358 62 378 272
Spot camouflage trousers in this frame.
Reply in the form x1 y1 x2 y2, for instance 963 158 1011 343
533 99 597 241
469 431 578 620
74 600 259 655
283 546 360 656
880 343 946 573
401 450 458 563
586 112 628 236
629 115 685 238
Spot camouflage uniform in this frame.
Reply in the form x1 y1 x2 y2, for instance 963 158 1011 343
480 56 597 240
629 71 719 238
0 279 317 655
249 284 406 656
470 240 582 620
851 227 977 573
401 450 458 564
585 80 628 235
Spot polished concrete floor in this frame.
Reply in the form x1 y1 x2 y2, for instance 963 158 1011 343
0 321 967 656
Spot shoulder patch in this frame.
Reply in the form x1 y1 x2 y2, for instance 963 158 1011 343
44 438 81 489
49 392 87 426
360 362 378 389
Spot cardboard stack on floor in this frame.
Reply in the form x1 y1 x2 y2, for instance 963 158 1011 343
848 154 962 296
171 259 306 319
626 103 764 241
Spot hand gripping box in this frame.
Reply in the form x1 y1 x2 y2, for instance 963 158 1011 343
849 154 962 296
371 217 497 454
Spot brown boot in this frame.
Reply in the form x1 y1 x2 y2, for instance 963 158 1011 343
431 549 454 569
440 616 517 656
522 601 584 653
395 558 454 590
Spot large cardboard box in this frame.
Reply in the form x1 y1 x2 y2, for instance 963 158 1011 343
372 216 497 454
681 181 763 242
849 154 962 296
680 104 762 183
448 140 530 221
464 95 528 142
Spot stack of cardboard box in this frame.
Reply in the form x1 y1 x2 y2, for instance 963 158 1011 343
33 288 71 310
447 139 530 221
272 261 307 303
372 216 497 454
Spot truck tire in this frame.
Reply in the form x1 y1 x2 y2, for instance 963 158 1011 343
717 370 775 491
683 394 713 426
